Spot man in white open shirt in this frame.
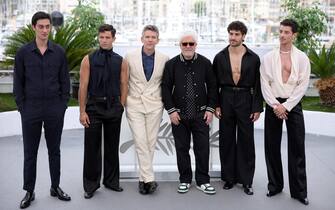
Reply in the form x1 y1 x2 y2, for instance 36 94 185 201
260 19 310 205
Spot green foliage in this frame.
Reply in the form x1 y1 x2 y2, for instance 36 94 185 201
301 96 335 112
1 2 104 80
309 43 335 79
194 0 207 17
2 25 35 66
67 1 104 43
0 93 17 112
0 93 78 112
52 24 95 75
2 24 95 75
282 0 327 53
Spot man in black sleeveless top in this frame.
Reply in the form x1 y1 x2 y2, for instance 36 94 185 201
78 24 128 199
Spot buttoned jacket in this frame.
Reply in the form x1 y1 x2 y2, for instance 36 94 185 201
125 49 169 113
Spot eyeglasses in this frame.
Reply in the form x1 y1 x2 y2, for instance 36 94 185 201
181 42 195 47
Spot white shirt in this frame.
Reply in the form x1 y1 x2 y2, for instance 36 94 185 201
260 46 311 111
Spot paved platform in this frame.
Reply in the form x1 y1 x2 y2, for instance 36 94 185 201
0 128 334 210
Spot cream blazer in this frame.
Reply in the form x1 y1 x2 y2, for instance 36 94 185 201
125 49 169 113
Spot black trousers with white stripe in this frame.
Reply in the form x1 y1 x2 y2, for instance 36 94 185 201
172 113 210 186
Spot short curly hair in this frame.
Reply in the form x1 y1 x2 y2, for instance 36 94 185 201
227 21 248 35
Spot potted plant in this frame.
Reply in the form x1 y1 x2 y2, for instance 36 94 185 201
309 43 335 106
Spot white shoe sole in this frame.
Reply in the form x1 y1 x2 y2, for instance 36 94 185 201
196 185 216 194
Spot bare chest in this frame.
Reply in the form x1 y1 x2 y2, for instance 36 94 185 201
229 54 243 84
280 54 292 83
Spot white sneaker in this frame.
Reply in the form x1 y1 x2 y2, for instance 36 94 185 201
196 183 216 195
177 183 191 193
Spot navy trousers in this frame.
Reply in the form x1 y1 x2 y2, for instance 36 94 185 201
20 98 66 192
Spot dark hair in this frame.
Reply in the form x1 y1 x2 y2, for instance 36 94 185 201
98 24 116 37
142 25 159 38
31 11 51 26
280 19 299 33
227 21 248 35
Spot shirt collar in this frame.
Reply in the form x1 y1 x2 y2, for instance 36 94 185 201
99 47 114 55
141 46 155 58
29 40 55 52
179 53 198 62
223 44 253 55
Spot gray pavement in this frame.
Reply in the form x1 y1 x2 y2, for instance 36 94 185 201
0 129 334 210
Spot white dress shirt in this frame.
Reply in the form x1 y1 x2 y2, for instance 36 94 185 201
260 45 311 111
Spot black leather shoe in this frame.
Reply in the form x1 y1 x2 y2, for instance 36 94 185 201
146 181 158 194
243 185 254 195
292 197 309 205
223 181 234 190
20 192 35 209
105 185 123 192
50 187 71 201
266 190 282 197
84 191 94 199
139 181 148 195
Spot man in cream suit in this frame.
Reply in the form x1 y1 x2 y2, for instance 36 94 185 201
125 25 169 195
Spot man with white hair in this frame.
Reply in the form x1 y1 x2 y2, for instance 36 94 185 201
162 31 217 194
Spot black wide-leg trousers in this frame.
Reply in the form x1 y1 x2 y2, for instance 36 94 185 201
83 103 122 193
264 100 307 199
219 88 255 186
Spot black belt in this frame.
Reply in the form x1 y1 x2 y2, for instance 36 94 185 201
222 86 252 92
88 95 120 102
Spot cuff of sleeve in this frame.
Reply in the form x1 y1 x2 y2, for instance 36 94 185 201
206 107 215 113
282 102 293 112
17 105 23 112
167 107 177 115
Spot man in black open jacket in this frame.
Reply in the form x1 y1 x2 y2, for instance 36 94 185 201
213 21 263 195
162 31 217 195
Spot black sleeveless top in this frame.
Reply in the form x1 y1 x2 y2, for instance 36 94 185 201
88 48 122 104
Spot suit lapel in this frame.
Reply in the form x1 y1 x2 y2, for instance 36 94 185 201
149 52 161 83
135 49 148 82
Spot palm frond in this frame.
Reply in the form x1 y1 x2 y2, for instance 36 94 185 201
2 23 96 74
309 44 335 79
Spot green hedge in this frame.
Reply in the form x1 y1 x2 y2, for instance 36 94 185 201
0 93 334 113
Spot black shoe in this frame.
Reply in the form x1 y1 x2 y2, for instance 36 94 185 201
243 185 254 195
266 190 282 197
146 181 158 194
105 185 123 192
84 191 94 199
139 181 148 195
50 187 71 201
20 192 35 209
292 196 309 205
223 181 234 190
